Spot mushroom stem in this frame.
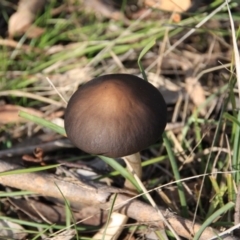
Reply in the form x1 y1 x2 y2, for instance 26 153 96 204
122 152 142 191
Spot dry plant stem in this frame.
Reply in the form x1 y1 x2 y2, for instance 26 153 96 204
0 160 237 240
0 90 64 107
123 157 180 240
0 139 73 158
123 152 142 191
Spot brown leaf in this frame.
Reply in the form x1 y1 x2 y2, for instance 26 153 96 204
144 0 191 12
22 147 46 166
144 0 192 22
83 0 123 20
8 0 46 38
0 104 43 124
8 10 35 38
24 25 45 38
185 77 207 115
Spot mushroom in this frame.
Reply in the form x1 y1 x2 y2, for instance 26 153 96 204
64 73 167 190
64 73 167 239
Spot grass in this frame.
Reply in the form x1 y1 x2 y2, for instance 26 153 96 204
0 0 240 239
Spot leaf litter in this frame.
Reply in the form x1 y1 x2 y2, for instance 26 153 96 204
0 0 240 239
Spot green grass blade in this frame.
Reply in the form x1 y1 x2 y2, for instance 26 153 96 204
232 111 240 183
226 173 234 202
193 202 235 240
96 155 166 179
163 132 188 217
99 156 141 192
102 193 118 240
0 216 93 231
19 111 66 136
55 183 79 240
137 38 156 81
32 226 54 240
0 164 60 176
223 112 240 127
0 191 35 197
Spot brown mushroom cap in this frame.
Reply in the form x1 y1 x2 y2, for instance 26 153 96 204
64 74 167 158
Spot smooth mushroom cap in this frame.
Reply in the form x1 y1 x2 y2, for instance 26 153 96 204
64 74 167 158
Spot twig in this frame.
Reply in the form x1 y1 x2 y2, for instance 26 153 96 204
0 139 73 158
0 160 237 240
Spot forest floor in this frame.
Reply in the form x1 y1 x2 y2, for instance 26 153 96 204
0 0 240 239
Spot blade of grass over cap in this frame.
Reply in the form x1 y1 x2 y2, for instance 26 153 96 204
19 111 66 136
138 38 156 81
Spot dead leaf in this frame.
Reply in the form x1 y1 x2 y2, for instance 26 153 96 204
185 77 207 115
144 0 191 12
0 219 27 240
8 10 35 37
8 0 46 38
17 0 46 14
144 0 191 22
82 0 123 20
24 25 45 38
22 147 46 166
0 104 43 124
